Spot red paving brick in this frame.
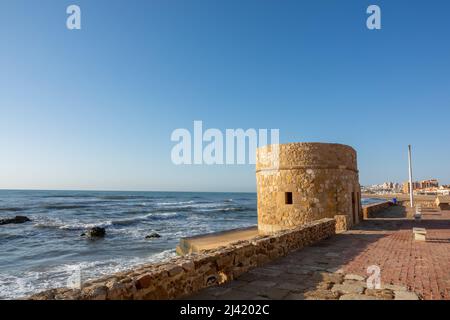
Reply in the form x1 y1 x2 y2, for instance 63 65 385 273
342 207 450 300
188 205 450 300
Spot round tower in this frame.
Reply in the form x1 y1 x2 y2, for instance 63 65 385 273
256 142 361 234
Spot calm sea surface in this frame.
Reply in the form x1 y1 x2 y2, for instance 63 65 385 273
0 190 381 299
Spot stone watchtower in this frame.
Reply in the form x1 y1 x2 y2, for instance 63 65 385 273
256 143 362 234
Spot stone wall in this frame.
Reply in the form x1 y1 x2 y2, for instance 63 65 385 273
256 143 361 234
28 218 335 300
334 215 349 233
399 200 436 209
362 194 440 210
361 199 444 219
362 201 393 219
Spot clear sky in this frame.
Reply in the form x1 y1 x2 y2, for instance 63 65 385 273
1 0 449 192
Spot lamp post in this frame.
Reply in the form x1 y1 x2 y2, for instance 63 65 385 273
408 145 414 208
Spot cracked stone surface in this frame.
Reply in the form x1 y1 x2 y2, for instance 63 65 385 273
394 291 420 300
340 294 382 300
344 274 365 281
331 283 365 295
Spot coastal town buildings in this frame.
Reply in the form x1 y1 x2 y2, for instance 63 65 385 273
402 181 422 194
421 179 439 189
362 179 450 196
361 182 402 194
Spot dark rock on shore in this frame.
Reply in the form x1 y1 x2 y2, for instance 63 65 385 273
0 215 31 225
81 227 106 238
145 232 161 239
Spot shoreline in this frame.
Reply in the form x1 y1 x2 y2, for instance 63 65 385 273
0 190 257 300
0 196 407 300
28 219 337 300
24 200 392 300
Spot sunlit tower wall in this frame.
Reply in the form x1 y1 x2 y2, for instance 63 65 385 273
256 143 362 234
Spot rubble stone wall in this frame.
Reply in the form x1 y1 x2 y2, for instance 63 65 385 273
399 200 437 209
28 218 335 300
362 201 393 218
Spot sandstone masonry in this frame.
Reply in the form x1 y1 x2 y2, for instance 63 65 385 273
362 201 393 219
256 143 362 233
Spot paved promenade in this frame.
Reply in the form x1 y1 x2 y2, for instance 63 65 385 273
188 206 450 300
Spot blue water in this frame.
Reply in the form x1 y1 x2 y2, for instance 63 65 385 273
0 190 382 299
0 190 257 299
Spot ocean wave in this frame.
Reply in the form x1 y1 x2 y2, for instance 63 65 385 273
0 233 23 241
157 202 228 210
32 211 181 230
146 202 255 214
41 204 91 210
0 207 25 212
41 194 93 199
60 221 113 230
33 217 113 231
0 191 258 300
194 206 253 213
112 212 180 225
156 200 196 206
96 195 150 200
0 249 176 300
216 206 252 212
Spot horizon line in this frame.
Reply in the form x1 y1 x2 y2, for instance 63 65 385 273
0 188 257 194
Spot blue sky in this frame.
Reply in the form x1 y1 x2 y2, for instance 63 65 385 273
0 0 449 192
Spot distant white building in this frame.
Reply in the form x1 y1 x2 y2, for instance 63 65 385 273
438 186 450 196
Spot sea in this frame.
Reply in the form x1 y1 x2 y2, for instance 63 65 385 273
0 190 383 299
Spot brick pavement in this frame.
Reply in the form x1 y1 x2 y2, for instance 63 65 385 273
187 206 450 300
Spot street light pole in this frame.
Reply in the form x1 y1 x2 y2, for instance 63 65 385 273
408 145 414 208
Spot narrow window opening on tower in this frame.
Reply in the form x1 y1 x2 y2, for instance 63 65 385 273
285 192 293 205
352 192 356 224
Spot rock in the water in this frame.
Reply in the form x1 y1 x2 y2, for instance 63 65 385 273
83 227 106 238
145 232 161 239
0 215 31 225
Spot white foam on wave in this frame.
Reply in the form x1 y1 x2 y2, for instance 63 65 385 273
113 211 179 224
157 202 230 211
0 192 258 300
33 210 182 231
156 200 195 206
59 220 113 230
0 249 176 300
33 216 113 231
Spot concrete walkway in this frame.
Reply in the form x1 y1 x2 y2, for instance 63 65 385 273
187 206 450 300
